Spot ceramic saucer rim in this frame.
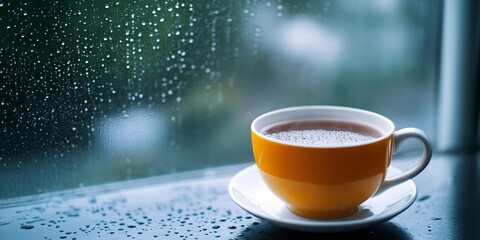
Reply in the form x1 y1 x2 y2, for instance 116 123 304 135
228 164 417 232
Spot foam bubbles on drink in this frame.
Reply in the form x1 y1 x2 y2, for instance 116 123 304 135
263 129 376 147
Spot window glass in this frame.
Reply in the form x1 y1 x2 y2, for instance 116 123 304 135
0 0 441 199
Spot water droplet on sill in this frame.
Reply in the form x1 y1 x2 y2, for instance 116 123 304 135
20 224 34 230
417 195 431 202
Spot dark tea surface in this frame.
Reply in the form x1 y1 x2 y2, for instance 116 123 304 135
261 119 382 147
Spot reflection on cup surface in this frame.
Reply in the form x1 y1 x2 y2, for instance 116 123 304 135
251 106 432 219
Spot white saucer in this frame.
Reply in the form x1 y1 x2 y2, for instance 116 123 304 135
228 165 417 232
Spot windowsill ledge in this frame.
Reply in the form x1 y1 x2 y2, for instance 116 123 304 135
0 152 478 239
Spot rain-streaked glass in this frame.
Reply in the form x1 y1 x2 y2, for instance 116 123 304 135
0 0 441 199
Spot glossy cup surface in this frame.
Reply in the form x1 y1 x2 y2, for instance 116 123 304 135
251 106 395 219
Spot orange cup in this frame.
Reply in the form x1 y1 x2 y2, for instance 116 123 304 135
251 106 432 219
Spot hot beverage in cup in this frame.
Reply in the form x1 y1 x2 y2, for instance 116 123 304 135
251 106 432 219
260 120 382 147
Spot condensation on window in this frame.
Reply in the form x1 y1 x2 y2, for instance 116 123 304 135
0 0 441 199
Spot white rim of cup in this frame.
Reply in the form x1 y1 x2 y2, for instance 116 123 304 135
251 105 395 149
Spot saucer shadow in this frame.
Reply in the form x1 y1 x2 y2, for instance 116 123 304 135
237 221 413 240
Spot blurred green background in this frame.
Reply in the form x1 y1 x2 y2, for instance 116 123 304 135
0 0 441 199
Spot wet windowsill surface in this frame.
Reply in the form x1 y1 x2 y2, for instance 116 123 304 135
0 152 478 239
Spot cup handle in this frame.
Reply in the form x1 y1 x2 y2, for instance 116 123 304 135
376 128 433 194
